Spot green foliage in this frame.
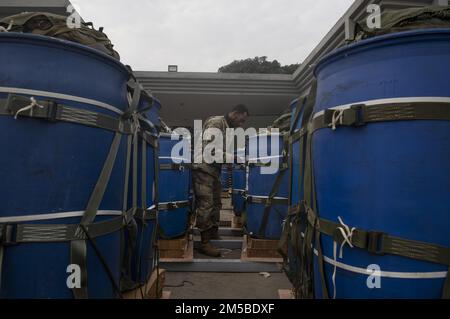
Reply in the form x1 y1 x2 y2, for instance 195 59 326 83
218 56 300 74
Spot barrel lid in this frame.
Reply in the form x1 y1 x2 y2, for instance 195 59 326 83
315 28 450 77
0 32 130 77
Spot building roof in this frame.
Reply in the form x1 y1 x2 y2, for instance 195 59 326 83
135 71 299 129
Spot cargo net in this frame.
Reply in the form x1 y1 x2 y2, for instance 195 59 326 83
352 5 450 42
0 12 120 60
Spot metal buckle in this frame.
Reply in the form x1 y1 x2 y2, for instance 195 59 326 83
350 104 366 127
367 231 386 255
46 101 59 122
0 224 17 246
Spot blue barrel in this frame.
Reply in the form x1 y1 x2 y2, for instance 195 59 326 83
311 29 450 299
122 127 159 290
232 164 246 216
246 133 289 239
284 97 309 287
158 133 191 238
221 165 232 190
289 97 308 206
147 97 161 130
0 33 130 298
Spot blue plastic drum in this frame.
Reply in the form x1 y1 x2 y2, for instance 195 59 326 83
0 33 130 298
232 164 246 216
221 165 232 190
246 133 289 239
311 29 450 299
157 133 191 239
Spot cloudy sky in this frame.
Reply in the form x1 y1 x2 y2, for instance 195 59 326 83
70 0 354 72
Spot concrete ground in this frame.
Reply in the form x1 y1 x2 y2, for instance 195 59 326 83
162 195 293 299
164 272 293 299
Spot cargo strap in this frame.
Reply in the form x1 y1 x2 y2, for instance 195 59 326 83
70 130 123 299
0 216 123 244
310 101 450 133
246 196 288 206
289 96 307 136
157 201 190 211
134 208 157 221
232 189 246 196
0 215 123 293
294 79 329 299
290 201 450 298
159 163 190 171
277 203 314 299
0 94 132 134
248 162 289 170
297 204 450 267
258 168 288 238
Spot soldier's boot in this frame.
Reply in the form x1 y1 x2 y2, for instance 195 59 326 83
199 229 221 257
209 226 222 240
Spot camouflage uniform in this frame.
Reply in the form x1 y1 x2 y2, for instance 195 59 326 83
192 115 230 232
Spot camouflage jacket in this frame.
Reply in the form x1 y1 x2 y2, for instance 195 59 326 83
193 115 233 172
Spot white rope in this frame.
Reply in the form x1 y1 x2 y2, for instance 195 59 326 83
0 20 13 32
329 109 345 130
332 216 356 299
14 97 44 120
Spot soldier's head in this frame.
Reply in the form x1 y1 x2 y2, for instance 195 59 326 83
227 104 249 128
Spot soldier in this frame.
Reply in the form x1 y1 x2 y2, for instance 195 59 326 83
193 105 249 257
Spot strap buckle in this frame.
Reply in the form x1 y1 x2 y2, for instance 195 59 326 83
349 104 366 127
46 101 59 122
367 231 386 255
323 104 366 128
0 224 17 246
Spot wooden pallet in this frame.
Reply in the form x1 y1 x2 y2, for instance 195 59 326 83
278 289 295 299
158 235 194 262
232 215 243 229
122 268 166 299
241 235 284 262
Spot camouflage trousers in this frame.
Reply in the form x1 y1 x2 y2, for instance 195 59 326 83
192 164 222 232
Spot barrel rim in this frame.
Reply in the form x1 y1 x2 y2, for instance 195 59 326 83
0 32 130 77
314 28 450 77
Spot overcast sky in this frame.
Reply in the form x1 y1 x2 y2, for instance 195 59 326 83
70 0 354 72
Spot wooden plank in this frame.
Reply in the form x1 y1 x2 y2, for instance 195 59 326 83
158 236 188 251
278 289 295 299
241 235 284 262
159 240 194 263
232 215 243 229
122 268 166 299
161 291 171 299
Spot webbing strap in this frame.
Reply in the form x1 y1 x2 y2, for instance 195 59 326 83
141 138 147 216
311 101 450 133
159 163 190 170
71 130 123 299
246 196 288 206
142 131 158 149
157 201 190 211
303 96 329 298
0 216 123 244
258 167 288 238
0 95 132 134
310 214 450 267
123 79 142 119
443 269 450 299
232 189 246 196
134 208 157 221
0 245 4 291
289 97 304 135
248 162 289 170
